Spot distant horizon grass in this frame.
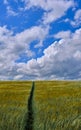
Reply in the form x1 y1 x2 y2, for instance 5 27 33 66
0 80 81 130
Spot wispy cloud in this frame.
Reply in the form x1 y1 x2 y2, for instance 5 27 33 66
71 9 81 27
4 0 8 5
23 0 75 24
6 6 18 16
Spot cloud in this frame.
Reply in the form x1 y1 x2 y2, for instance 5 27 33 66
13 28 81 80
3 0 19 17
74 9 81 20
0 25 49 80
6 6 18 16
13 74 23 80
4 0 75 25
42 0 74 24
0 25 48 58
23 0 75 24
0 27 81 80
4 0 25 16
71 9 81 27
54 30 71 39
4 0 8 5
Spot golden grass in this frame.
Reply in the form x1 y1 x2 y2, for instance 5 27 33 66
34 81 81 130
0 80 81 130
0 81 32 130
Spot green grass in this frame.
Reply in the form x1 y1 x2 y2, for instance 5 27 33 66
0 81 81 130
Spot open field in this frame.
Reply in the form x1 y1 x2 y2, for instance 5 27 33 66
0 81 81 130
0 81 31 130
34 81 81 130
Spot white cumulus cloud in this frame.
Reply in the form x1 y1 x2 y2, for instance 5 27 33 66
14 28 81 80
0 25 49 80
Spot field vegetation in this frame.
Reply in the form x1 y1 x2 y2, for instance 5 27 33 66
0 81 81 130
34 81 81 130
0 81 31 130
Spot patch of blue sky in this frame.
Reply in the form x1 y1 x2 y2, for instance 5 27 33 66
4 8 44 33
66 8 75 20
43 37 55 49
76 0 81 8
16 39 46 63
29 37 56 60
29 40 44 58
15 53 29 63
49 7 79 36
0 0 44 33
50 22 70 34
49 20 75 37
0 2 6 21
7 0 25 10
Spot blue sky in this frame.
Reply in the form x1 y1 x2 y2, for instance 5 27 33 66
0 0 81 80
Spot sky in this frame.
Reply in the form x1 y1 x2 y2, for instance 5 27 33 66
0 0 81 80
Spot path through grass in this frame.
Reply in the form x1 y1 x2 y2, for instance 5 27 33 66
24 82 35 130
0 81 81 130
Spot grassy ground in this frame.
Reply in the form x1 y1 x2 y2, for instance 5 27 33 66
0 81 31 130
34 81 81 130
0 81 81 130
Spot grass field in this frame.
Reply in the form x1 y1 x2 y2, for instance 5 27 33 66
0 81 81 130
0 81 32 130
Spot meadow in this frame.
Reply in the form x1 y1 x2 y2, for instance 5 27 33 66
0 81 81 130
